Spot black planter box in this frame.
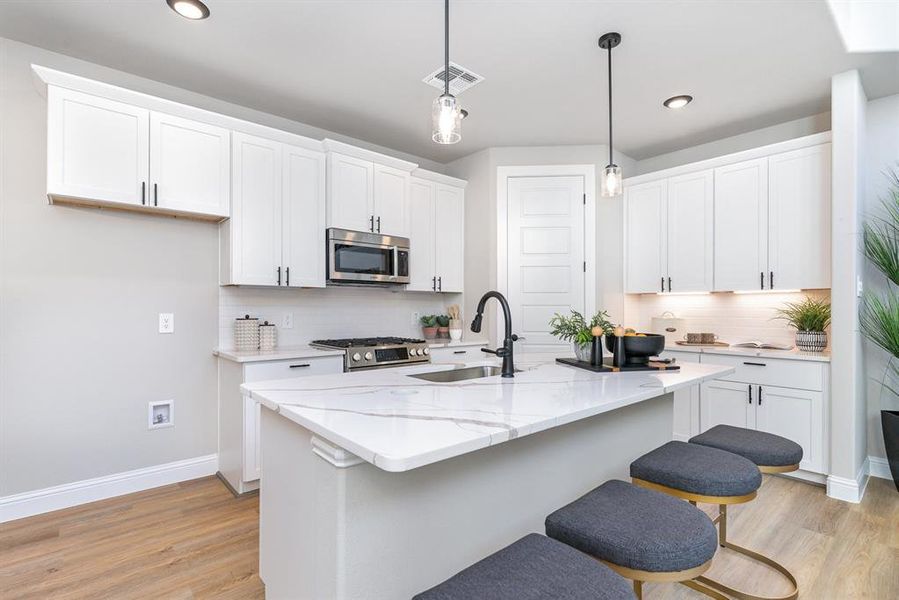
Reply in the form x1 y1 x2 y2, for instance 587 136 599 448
883 410 899 493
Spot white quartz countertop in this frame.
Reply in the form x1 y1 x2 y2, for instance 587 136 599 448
213 339 489 363
663 344 831 363
242 358 733 473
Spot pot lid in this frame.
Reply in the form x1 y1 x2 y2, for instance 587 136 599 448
236 314 258 321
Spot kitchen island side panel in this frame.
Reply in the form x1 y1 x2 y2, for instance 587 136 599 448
259 393 673 599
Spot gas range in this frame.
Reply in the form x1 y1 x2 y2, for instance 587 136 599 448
310 337 431 372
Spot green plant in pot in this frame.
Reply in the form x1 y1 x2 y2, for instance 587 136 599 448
420 315 438 339
549 310 614 362
436 315 451 338
861 167 899 492
776 297 831 352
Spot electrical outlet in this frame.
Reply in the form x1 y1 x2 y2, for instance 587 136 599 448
411 311 421 327
158 313 174 334
282 312 294 329
857 276 864 298
148 400 174 429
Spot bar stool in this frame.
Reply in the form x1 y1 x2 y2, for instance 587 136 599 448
413 533 636 599
545 480 726 600
630 438 799 600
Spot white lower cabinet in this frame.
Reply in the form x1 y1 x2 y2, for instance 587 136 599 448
217 355 344 494
660 350 700 441
428 343 488 364
700 380 756 431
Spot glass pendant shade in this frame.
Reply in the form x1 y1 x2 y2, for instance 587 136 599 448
601 164 622 197
432 94 462 144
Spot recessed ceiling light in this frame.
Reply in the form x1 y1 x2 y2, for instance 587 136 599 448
166 0 210 20
663 95 693 109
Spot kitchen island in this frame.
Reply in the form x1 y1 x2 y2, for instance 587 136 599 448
243 358 733 599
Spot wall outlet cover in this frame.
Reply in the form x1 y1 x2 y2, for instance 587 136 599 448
158 313 174 334
282 312 294 329
857 276 863 298
411 311 421 327
148 400 174 429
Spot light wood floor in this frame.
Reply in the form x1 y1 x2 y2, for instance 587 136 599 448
0 475 896 599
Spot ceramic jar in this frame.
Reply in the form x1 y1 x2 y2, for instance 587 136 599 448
234 315 260 351
259 321 277 351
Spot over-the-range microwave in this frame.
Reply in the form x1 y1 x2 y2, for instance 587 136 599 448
327 228 410 285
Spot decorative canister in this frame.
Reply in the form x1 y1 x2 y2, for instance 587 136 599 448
234 314 260 351
259 321 277 351
795 331 827 352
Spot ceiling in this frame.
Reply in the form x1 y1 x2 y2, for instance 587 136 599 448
0 1 896 163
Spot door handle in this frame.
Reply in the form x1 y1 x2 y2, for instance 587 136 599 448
661 277 665 292
769 271 774 289
391 246 399 279
760 271 765 290
758 385 763 405
743 362 767 367
370 215 374 232
748 384 753 404
453 350 467 355
285 266 290 286
668 277 672 292
377 216 381 233
277 266 282 286
438 276 442 292
141 181 146 205
153 183 158 207
289 363 311 369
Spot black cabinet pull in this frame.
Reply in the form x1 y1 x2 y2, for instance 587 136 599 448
153 183 158 207
758 385 763 405
760 271 764 289
432 276 437 291
277 266 282 286
285 267 290 286
769 271 774 289
743 361 767 367
453 350 467 355
748 384 753 404
661 277 665 292
141 181 146 205
376 216 381 233
369 215 374 232
668 277 672 292
438 276 442 292
289 363 311 369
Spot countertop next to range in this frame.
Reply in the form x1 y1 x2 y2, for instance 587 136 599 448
213 338 490 363
242 359 734 473
663 344 831 363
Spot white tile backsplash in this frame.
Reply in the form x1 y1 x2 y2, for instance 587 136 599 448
219 286 457 349
627 290 831 347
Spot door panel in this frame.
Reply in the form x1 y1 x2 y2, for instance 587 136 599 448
768 144 831 290
434 184 464 293
47 87 149 206
508 176 585 353
756 385 824 474
667 170 713 292
625 180 666 293
282 145 326 288
328 153 374 232
700 380 754 431
373 164 410 237
714 158 768 291
150 112 230 217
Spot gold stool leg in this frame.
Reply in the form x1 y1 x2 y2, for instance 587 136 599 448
633 580 642 599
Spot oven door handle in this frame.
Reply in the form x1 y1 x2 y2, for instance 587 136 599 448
392 246 399 279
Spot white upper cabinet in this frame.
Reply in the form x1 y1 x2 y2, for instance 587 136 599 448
282 144 326 288
434 183 465 293
666 170 713 293
149 112 230 217
227 133 283 286
223 133 326 288
625 179 666 293
327 152 374 233
47 87 149 207
408 178 436 291
768 144 832 290
714 158 769 292
373 164 411 237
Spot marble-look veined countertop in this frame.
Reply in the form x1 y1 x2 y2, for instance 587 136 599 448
662 344 831 363
242 358 734 472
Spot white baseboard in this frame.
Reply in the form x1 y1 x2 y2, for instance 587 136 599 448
826 457 870 503
0 454 218 524
868 455 893 480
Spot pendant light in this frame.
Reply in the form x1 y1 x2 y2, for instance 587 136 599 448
432 0 462 144
598 32 622 197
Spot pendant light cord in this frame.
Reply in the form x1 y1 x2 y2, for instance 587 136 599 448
607 43 613 165
444 0 450 97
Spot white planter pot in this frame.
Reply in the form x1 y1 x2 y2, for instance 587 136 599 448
796 330 827 352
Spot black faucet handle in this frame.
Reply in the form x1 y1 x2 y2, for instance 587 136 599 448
481 347 508 357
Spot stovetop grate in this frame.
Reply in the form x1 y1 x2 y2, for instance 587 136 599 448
311 337 426 349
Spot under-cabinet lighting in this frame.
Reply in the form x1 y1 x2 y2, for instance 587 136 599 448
655 292 711 296
733 289 802 295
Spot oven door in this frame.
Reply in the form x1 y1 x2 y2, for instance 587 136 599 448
328 229 410 284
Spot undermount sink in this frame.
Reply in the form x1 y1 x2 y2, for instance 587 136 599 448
408 365 504 383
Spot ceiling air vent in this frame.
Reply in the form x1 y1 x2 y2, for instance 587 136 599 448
423 62 484 96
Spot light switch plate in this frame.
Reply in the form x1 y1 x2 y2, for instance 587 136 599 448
282 312 294 329
857 276 863 298
159 313 174 334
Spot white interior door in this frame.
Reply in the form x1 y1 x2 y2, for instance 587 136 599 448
666 170 713 292
714 158 768 291
507 175 585 353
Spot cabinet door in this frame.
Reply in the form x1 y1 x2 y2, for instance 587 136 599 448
756 385 824 474
407 178 437 291
700 380 755 431
714 158 768 291
47 87 149 206
327 153 374 232
434 184 465 293
282 145 326 288
768 144 832 290
625 179 667 293
666 170 713 292
149 112 230 217
373 164 410 237
230 133 282 286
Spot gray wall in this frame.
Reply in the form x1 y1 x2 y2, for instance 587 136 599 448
863 92 899 460
0 37 443 497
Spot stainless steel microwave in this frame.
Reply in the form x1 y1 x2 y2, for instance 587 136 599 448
327 228 410 285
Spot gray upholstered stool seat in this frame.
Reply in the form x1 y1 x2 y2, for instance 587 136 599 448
413 533 636 600
630 441 761 498
545 480 717 574
690 424 803 468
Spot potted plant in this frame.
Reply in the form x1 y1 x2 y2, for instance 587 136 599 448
861 167 899 492
549 310 614 362
420 315 438 339
436 315 451 338
776 297 831 352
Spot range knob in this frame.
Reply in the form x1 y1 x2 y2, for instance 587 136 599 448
423 347 430 355
364 352 373 361
352 352 362 362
